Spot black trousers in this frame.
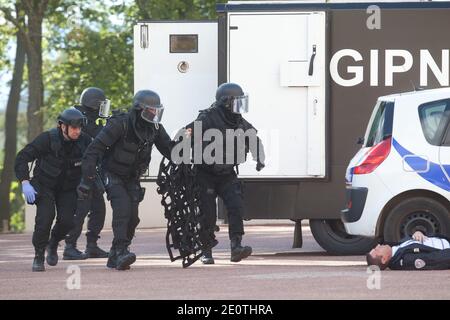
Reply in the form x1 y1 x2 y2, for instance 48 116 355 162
103 171 143 248
197 169 244 241
32 183 77 250
65 187 106 245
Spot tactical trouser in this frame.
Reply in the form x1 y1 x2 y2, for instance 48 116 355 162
31 182 77 250
102 171 144 248
65 187 106 245
196 169 245 241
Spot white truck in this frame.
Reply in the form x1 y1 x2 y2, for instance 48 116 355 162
134 1 450 254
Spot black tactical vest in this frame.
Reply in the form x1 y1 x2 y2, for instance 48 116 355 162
103 113 154 177
35 128 87 190
197 106 251 175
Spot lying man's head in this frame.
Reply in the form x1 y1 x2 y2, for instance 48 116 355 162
366 244 393 270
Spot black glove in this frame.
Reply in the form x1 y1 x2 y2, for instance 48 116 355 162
94 173 105 193
256 161 265 172
77 179 92 200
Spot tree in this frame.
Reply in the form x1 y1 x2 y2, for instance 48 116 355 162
0 3 26 232
1 0 53 142
135 0 219 20
42 1 134 120
41 0 220 122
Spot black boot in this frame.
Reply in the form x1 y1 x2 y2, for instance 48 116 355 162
63 243 88 260
201 249 215 265
85 242 109 258
106 246 117 269
230 235 252 262
32 248 45 272
106 246 131 270
46 238 59 266
115 246 136 271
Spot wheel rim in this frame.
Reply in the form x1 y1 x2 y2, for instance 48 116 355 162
399 210 440 239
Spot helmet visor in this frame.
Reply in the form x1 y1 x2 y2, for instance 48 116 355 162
141 105 164 124
98 99 111 118
231 94 249 114
67 117 87 128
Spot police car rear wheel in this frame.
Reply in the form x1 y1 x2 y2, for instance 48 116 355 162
383 197 450 243
310 219 377 255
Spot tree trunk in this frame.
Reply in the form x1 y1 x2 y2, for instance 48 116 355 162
0 32 26 232
25 11 44 142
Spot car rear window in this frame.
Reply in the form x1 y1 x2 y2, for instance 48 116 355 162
418 99 450 146
365 101 394 148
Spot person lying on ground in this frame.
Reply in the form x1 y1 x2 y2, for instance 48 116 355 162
366 230 450 270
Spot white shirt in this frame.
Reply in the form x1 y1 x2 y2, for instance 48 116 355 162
392 237 450 256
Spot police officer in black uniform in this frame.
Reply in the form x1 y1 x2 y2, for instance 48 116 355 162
15 108 91 272
63 87 110 260
79 90 174 270
186 82 265 264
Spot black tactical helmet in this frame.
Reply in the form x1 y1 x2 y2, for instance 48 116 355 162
133 90 161 109
57 107 87 128
215 83 244 103
79 87 106 110
133 90 164 124
215 83 249 114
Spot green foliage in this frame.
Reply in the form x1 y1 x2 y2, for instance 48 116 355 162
9 181 24 232
41 0 221 126
135 0 220 20
0 111 28 151
0 162 25 233
0 11 15 100
0 111 28 233
3 0 223 231
42 1 134 127
43 26 133 125
0 25 12 73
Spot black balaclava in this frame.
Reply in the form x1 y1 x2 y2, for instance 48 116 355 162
217 99 242 126
78 104 98 122
131 108 153 142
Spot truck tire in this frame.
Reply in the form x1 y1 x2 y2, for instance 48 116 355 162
383 197 450 243
310 219 377 255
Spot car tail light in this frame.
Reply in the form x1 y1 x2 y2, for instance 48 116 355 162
353 137 392 175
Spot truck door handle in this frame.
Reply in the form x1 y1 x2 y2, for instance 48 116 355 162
308 45 317 76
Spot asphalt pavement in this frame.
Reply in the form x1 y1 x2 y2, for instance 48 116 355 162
1 225 449 300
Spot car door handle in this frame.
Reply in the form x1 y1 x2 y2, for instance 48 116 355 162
308 45 317 76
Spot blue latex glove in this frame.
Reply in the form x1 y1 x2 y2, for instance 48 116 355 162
22 181 37 204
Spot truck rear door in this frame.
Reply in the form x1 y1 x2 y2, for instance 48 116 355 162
228 11 326 178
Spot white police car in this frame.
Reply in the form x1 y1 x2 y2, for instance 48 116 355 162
342 88 450 242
